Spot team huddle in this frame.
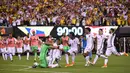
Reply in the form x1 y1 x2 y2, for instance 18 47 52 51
0 27 129 68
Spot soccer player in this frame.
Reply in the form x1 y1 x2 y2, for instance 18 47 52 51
60 33 70 67
47 35 54 66
0 37 5 60
61 33 70 53
23 33 30 60
92 29 108 65
55 39 63 66
81 35 92 60
65 32 80 67
49 39 63 68
0 37 7 60
102 28 129 68
80 35 87 54
7 33 17 61
16 36 23 60
30 31 40 61
83 27 94 66
32 37 57 68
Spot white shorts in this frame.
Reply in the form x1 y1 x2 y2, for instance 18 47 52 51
105 46 118 56
96 46 103 55
53 49 61 59
7 47 15 55
84 47 93 53
1 48 7 53
68 48 78 55
17 48 23 53
48 49 53 56
38 48 41 52
24 44 30 52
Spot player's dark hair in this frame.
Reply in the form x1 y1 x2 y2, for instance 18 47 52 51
46 36 49 38
110 28 115 33
70 32 75 37
99 29 103 31
85 27 91 32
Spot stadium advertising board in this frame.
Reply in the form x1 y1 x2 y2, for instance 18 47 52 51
17 26 84 38
16 26 118 38
85 26 118 37
0 26 13 36
17 26 54 37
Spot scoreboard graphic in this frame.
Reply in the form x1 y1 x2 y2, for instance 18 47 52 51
16 26 118 38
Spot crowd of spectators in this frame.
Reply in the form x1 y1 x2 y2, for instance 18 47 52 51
0 0 130 26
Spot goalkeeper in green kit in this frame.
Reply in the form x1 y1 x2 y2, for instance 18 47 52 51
32 37 57 68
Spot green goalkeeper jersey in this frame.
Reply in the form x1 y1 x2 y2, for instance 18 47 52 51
39 44 50 68
39 44 50 60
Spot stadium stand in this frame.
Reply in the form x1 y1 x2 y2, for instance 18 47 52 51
0 0 130 26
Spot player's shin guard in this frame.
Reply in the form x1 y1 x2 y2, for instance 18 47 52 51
18 54 21 60
72 53 75 63
89 52 92 60
2 53 5 60
86 56 90 63
52 57 56 65
103 58 108 67
4 53 7 60
93 55 99 64
27 52 29 60
65 54 69 64
48 57 53 66
69 53 75 66
34 52 37 61
85 56 90 66
9 53 13 61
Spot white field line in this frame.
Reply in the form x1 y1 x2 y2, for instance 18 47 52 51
0 69 71 73
18 67 32 71
1 64 29 67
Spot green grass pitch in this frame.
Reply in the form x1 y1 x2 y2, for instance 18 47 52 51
0 54 130 73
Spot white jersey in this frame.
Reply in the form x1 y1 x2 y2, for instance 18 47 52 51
96 34 105 50
86 34 94 49
53 43 60 55
59 44 63 50
69 37 80 50
53 43 62 59
107 34 116 48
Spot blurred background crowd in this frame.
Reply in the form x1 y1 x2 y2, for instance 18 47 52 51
0 0 130 26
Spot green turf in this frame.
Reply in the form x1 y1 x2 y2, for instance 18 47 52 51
0 54 130 73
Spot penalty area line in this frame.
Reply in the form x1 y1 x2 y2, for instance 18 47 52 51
18 67 32 71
